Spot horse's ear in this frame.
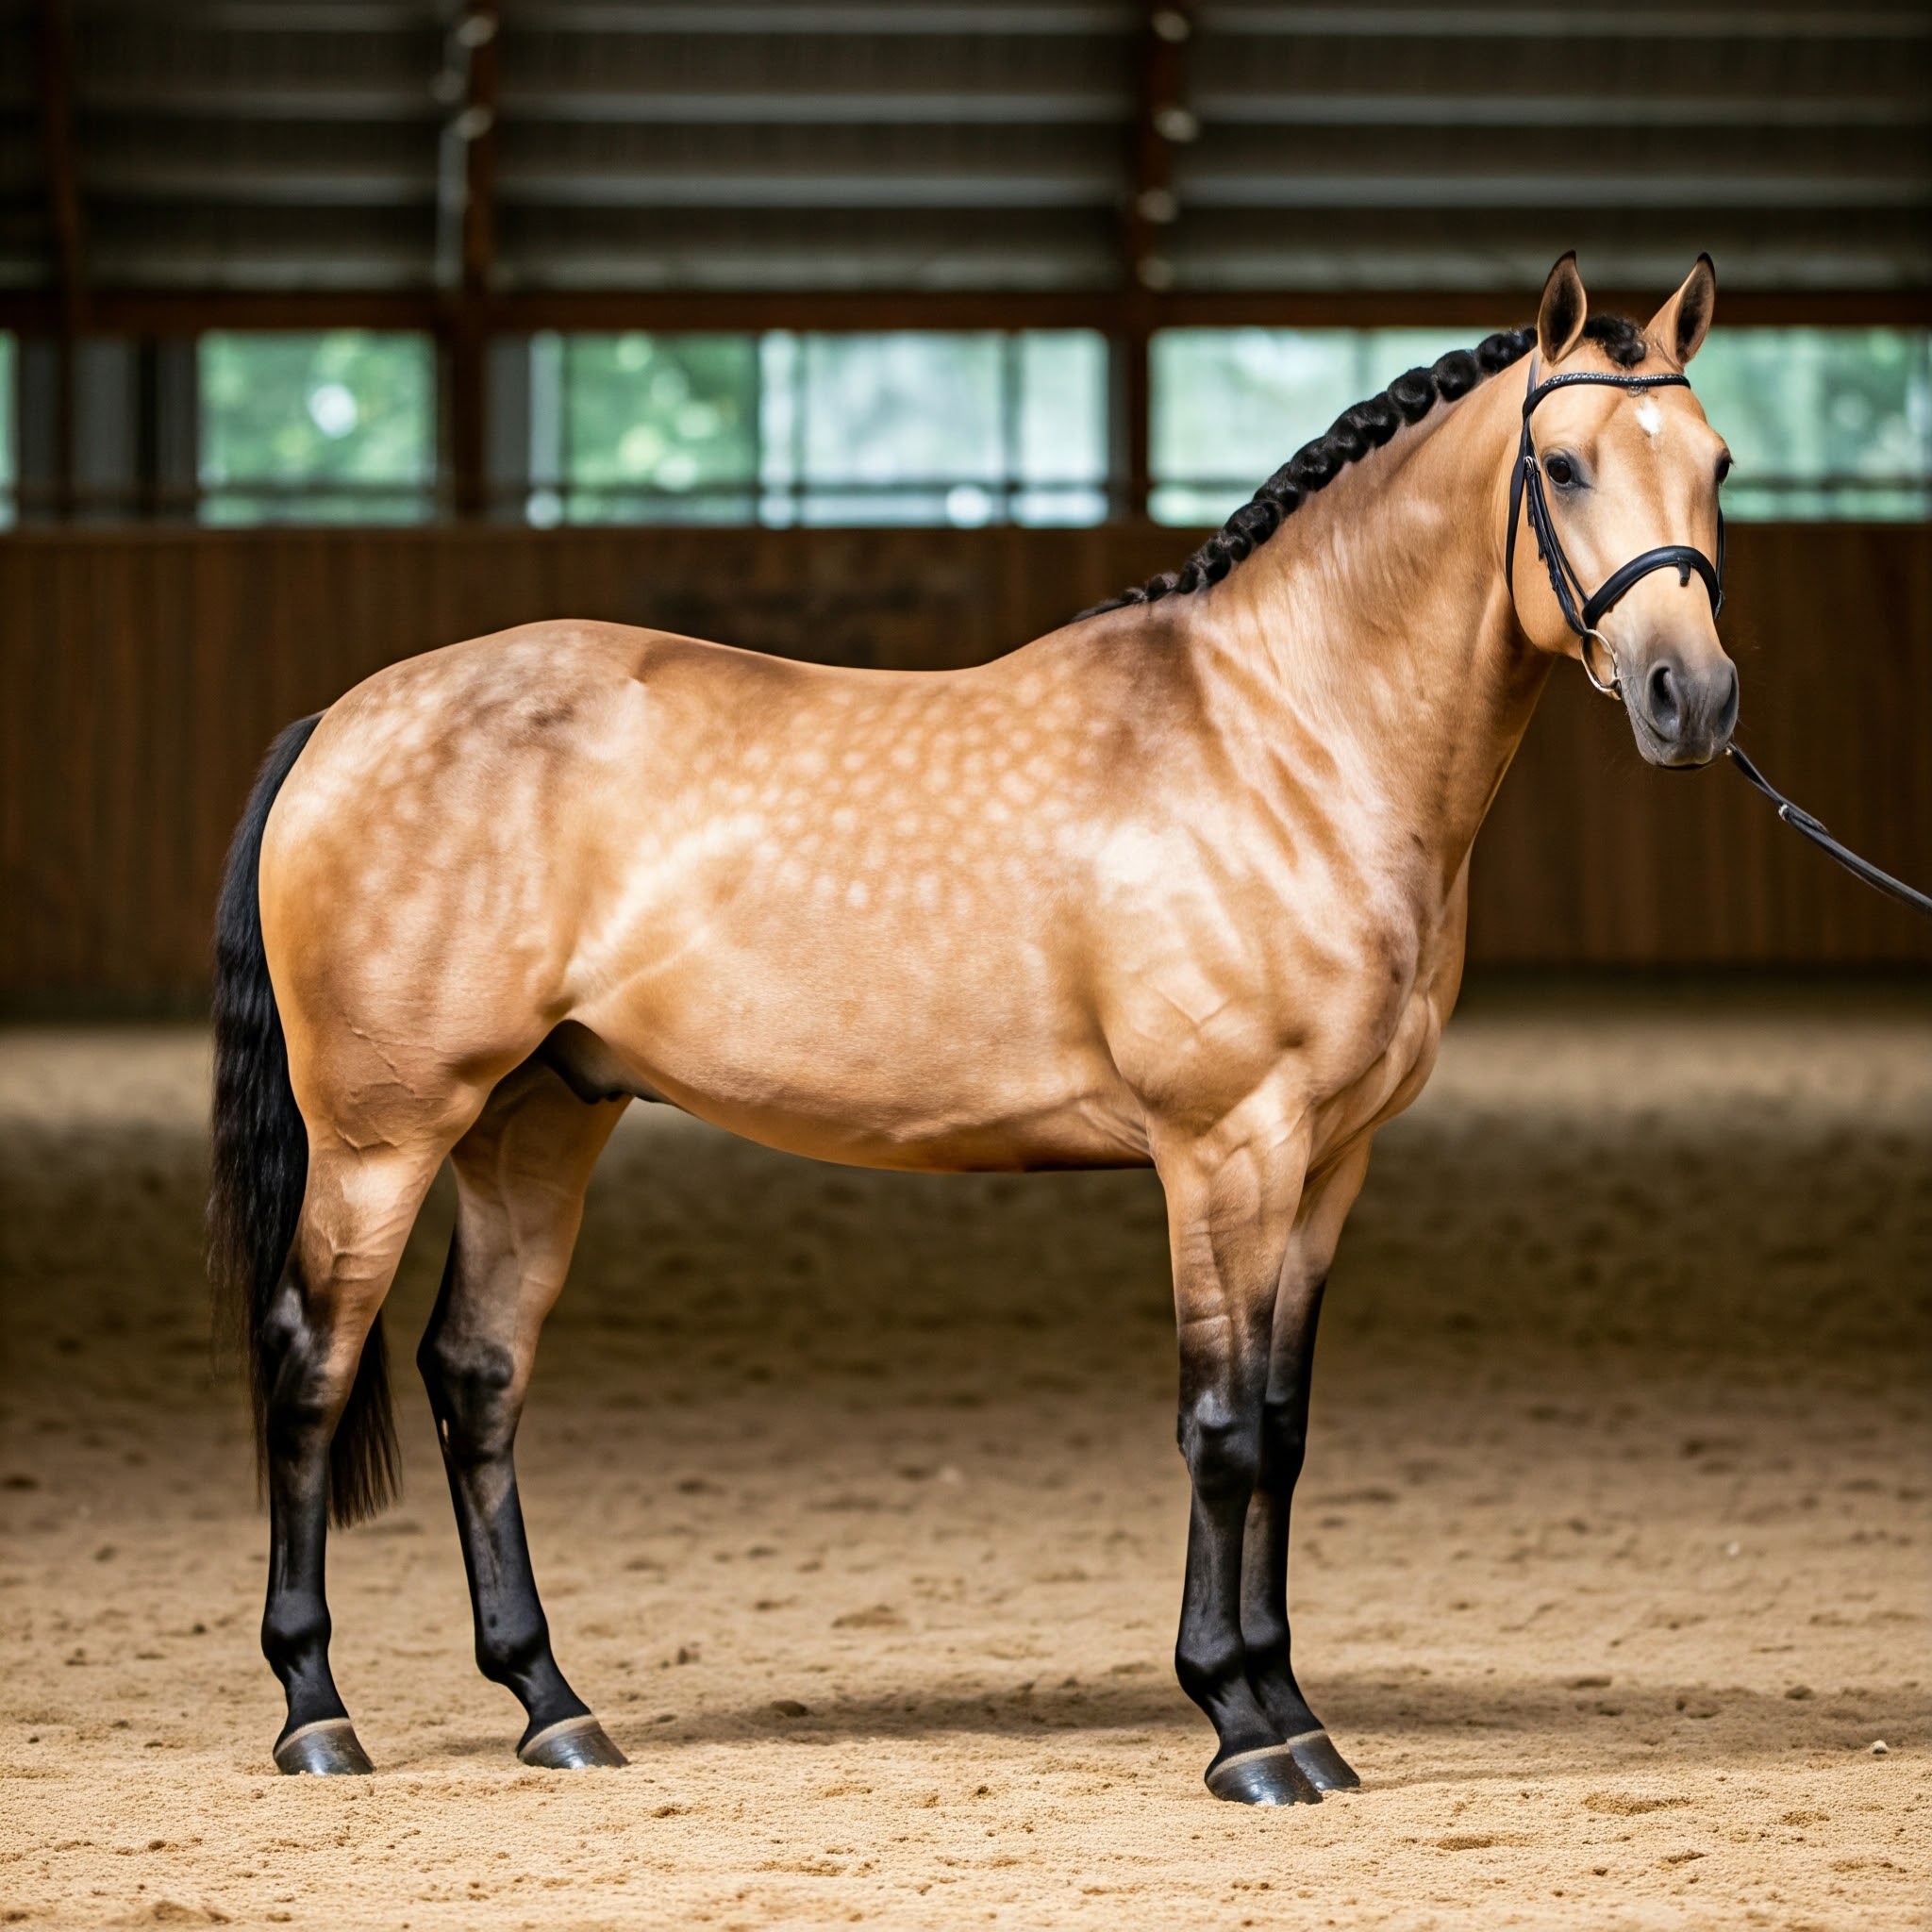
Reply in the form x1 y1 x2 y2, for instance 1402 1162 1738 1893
1537 253 1589 365
1646 254 1717 368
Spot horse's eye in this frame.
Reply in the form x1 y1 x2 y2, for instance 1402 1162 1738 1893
1543 454 1577 489
1715 453 1733 486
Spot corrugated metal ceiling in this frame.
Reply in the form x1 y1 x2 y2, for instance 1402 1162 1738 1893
1 0 1926 295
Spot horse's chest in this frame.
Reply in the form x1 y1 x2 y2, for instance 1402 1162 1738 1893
1307 986 1444 1161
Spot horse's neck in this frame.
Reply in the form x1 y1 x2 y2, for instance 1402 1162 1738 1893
1188 375 1548 903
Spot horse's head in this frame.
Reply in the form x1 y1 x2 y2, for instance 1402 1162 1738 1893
1509 254 1737 768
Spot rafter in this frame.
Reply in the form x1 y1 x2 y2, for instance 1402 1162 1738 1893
35 0 87 521
437 1 501 519
0 286 1923 337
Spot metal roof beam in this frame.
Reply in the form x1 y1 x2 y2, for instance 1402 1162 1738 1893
503 6 1134 30
80 173 1926 215
73 0 1932 35
90 170 438 204
82 84 443 118
1183 175 1931 211
3 284 1924 334
497 175 1118 209
1193 92 1932 128
150 4 1136 31
149 0 1929 34
77 85 1133 122
498 89 1129 123
1202 6 1932 39
71 84 1930 129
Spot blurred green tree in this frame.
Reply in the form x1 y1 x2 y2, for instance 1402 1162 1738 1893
199 331 436 523
562 334 758 522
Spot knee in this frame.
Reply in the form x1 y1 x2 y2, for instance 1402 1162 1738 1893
1258 1395 1309 1486
419 1329 520 1459
1177 1398 1263 1504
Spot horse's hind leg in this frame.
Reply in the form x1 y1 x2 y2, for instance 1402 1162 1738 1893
263 1138 445 1774
418 1057 628 1769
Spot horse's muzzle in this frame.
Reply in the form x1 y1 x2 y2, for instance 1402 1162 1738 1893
1628 651 1739 767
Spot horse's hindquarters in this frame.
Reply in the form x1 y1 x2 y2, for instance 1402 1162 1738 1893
257 624 1157 1177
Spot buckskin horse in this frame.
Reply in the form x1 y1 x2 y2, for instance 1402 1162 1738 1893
210 255 1736 1802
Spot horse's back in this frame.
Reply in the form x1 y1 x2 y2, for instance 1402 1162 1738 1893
257 620 1154 1168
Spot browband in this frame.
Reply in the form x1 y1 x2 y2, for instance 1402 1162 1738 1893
1521 369 1692 416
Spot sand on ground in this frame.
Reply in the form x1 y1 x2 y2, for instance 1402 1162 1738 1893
0 982 1927 1931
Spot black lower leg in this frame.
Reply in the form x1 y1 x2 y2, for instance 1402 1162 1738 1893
259 1269 371 1774
420 1254 621 1767
1241 1277 1357 1790
1174 1353 1318 1807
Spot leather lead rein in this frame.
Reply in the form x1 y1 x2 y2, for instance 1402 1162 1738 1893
1722 745 1932 920
1507 354 1931 921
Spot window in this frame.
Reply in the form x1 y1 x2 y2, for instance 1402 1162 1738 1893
1689 329 1929 520
1152 327 1490 526
760 331 1108 526
539 332 758 525
198 331 437 524
531 330 1109 527
0 332 13 526
1152 325 1931 526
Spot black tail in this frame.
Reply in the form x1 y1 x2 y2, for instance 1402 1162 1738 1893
208 713 400 1528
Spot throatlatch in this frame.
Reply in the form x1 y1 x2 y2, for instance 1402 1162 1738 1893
1506 357 1931 923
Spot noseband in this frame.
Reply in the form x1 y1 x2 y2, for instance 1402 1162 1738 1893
1506 358 1725 698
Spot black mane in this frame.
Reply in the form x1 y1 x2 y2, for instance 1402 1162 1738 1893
1080 314 1652 619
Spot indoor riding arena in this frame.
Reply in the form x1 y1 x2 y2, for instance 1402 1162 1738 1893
2 7 1928 1930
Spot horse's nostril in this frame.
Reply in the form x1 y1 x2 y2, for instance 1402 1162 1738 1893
1646 660 1682 737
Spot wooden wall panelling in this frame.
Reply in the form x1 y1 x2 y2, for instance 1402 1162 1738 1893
1472 525 1931 963
1 523 1926 1003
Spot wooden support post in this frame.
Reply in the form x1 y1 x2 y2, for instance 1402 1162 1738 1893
1113 312 1153 525
1117 4 1194 520
441 1 499 520
36 0 87 521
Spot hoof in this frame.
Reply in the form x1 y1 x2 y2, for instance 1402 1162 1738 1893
1286 1727 1361 1792
518 1714 628 1770
1205 1742 1322 1807
274 1717 375 1776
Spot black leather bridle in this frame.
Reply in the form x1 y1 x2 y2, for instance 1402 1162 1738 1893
1504 353 1930 920
1507 357 1724 699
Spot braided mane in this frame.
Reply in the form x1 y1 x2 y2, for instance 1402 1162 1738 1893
1081 315 1651 619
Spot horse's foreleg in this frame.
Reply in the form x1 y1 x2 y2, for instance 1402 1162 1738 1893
263 1140 441 1774
419 1058 627 1769
1159 1124 1319 1807
1240 1139 1372 1794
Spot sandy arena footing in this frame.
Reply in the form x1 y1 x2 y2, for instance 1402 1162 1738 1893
0 981 1926 1929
